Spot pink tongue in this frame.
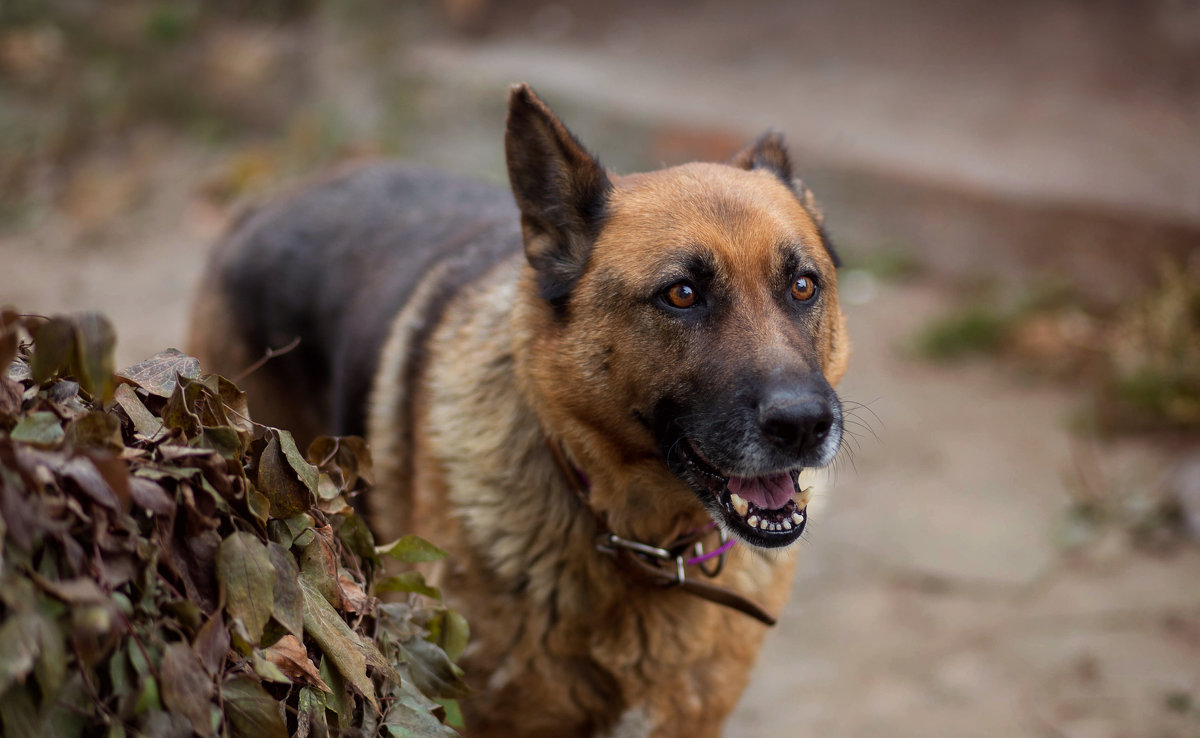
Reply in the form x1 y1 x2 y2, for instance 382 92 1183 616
727 473 795 511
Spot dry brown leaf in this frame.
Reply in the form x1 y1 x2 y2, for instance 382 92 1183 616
114 383 168 441
264 634 330 692
338 569 370 616
116 349 202 399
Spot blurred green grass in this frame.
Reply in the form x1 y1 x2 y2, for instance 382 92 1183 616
911 260 1200 436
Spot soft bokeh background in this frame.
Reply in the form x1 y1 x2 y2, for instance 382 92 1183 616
2 1 1199 735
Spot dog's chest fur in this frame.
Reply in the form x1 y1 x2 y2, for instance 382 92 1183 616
367 258 797 737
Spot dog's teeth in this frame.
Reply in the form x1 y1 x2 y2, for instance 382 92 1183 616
792 511 805 525
796 486 813 509
730 493 749 517
746 515 759 528
760 519 772 530
783 519 792 530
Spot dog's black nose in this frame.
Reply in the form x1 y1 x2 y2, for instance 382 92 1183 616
758 390 834 454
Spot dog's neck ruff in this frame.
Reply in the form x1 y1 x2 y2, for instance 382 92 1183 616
545 439 777 626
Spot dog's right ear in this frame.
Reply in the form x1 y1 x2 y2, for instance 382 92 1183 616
729 130 793 183
505 83 611 308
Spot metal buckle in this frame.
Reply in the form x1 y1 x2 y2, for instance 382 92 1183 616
598 533 671 561
693 527 729 578
598 529 729 586
598 533 687 584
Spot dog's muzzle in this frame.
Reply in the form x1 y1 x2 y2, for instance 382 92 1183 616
664 381 842 548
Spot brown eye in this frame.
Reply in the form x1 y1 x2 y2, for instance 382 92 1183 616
791 276 817 302
665 282 697 309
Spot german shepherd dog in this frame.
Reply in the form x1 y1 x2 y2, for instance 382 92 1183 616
190 84 849 737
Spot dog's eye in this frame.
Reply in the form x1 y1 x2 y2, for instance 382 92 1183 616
791 276 817 302
664 282 697 309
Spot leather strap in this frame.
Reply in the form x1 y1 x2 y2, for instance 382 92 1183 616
546 439 778 627
610 548 778 626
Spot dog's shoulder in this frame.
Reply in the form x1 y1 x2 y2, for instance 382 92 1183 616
197 161 525 438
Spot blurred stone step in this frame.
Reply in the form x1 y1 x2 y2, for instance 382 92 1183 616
404 33 1200 298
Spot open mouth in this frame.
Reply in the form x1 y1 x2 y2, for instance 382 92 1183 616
677 441 811 548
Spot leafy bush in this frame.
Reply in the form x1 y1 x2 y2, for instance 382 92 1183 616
912 302 1018 361
0 310 467 737
911 262 1200 436
1099 259 1200 433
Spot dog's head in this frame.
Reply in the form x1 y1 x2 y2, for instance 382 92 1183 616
506 84 849 549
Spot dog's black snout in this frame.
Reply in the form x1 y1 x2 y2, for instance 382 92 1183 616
758 391 835 454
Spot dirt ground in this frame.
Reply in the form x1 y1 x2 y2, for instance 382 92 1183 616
2 2 1199 736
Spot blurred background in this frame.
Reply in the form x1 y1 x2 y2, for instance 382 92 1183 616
1 1 1199 735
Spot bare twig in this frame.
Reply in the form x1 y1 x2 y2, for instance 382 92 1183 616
70 642 118 725
233 336 301 384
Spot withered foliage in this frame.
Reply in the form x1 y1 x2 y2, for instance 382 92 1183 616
0 310 468 738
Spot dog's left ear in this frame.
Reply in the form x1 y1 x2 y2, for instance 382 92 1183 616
505 83 612 308
732 131 841 267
